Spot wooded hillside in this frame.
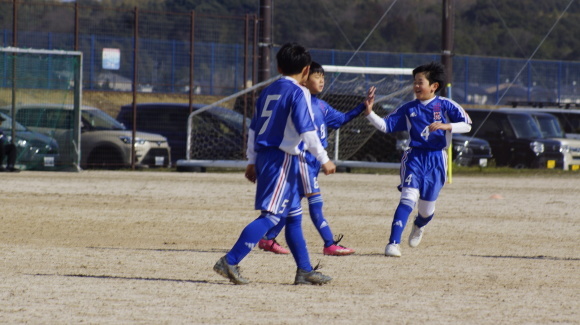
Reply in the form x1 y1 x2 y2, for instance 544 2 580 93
18 0 580 61
114 0 580 60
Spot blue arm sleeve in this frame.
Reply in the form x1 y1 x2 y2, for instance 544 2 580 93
383 103 413 133
324 101 365 129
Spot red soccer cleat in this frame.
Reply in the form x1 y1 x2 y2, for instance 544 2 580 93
323 234 355 256
258 238 290 254
323 244 355 256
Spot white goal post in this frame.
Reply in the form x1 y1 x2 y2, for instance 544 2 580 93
322 65 413 76
176 65 414 172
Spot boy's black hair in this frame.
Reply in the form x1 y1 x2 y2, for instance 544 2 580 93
309 61 325 76
276 42 312 76
413 61 446 93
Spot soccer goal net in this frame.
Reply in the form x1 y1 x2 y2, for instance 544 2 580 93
0 47 82 171
319 66 414 168
176 65 414 172
176 76 279 171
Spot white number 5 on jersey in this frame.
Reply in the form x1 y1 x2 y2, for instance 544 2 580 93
258 94 281 135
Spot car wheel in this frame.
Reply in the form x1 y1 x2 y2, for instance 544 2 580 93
86 146 125 170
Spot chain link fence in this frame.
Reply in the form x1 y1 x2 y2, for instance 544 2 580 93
1 0 580 170
2 0 579 107
1 0 260 100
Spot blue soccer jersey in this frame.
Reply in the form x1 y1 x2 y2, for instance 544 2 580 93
250 76 316 155
384 96 471 150
311 95 365 149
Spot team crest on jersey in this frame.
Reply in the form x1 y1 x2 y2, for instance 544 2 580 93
433 103 442 121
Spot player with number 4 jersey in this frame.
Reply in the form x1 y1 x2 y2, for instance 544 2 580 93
364 61 472 257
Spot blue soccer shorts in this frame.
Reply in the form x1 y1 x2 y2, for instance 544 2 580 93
398 147 448 202
297 151 321 196
255 148 302 217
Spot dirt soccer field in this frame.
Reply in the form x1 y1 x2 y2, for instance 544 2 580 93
0 170 578 324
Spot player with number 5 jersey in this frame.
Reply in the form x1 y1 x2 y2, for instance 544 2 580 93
258 61 374 256
364 61 472 257
213 42 336 285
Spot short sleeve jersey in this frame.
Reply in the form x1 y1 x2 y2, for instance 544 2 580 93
250 76 316 155
384 96 471 150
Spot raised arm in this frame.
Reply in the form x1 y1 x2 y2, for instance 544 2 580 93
364 86 389 133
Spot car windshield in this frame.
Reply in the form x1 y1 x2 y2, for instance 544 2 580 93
555 112 580 134
0 113 28 132
82 109 126 130
507 114 543 138
534 114 565 138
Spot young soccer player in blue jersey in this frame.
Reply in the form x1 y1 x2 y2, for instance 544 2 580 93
257 61 376 256
213 43 337 285
363 61 472 257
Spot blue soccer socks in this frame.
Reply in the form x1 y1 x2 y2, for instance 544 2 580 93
307 194 335 247
263 217 286 240
284 211 312 272
414 213 434 228
388 203 413 244
227 214 277 265
262 194 335 248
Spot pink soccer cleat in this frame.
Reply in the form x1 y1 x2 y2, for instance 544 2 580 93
258 238 290 254
323 234 355 256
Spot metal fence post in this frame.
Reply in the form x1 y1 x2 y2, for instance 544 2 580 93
189 10 195 114
131 6 139 170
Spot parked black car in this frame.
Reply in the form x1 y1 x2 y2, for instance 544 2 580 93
117 103 250 164
499 108 580 170
448 133 493 167
506 107 580 139
0 112 60 170
465 108 563 169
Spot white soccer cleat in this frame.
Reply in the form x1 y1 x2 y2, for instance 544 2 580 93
408 224 424 248
385 243 401 257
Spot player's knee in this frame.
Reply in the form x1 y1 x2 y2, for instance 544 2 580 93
400 187 419 208
287 207 303 217
305 191 321 197
418 200 436 217
307 194 323 205
262 212 281 226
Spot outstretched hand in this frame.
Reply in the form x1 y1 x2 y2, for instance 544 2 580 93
364 86 376 115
